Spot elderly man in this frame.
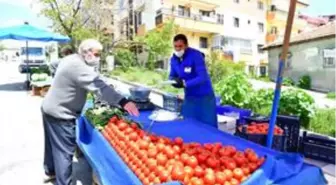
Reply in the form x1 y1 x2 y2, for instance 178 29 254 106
41 39 139 185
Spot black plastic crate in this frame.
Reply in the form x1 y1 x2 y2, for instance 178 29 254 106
301 131 335 164
242 115 300 152
234 123 286 151
162 94 183 112
276 115 301 152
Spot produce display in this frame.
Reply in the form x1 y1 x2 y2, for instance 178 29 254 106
238 122 283 135
31 73 49 82
101 116 266 185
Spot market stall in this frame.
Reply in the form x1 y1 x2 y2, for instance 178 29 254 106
76 101 326 185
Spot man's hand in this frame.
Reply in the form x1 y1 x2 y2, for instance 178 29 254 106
123 102 139 116
172 78 185 88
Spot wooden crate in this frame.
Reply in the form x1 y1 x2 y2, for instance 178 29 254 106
40 86 50 97
31 86 42 96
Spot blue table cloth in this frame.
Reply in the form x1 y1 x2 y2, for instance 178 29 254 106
77 102 327 185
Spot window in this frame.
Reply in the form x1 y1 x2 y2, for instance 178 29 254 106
259 66 267 77
258 23 264 33
178 5 185 16
258 1 264 10
111 15 114 25
247 20 251 24
178 5 190 17
271 26 278 34
270 5 276 11
323 49 335 68
137 12 142 25
233 17 239 27
234 0 239 3
199 37 208 48
217 14 224 24
257 44 264 53
200 10 210 17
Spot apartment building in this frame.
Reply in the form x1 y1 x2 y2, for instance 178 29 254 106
266 0 309 44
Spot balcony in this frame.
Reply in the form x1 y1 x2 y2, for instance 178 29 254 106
170 0 219 10
134 0 145 10
155 8 222 34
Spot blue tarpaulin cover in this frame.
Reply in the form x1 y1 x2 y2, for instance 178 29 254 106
77 102 326 185
0 24 70 42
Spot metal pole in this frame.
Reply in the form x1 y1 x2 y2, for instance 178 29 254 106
266 0 297 148
26 40 29 89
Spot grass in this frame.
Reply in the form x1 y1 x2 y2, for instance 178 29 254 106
309 108 335 137
326 92 336 99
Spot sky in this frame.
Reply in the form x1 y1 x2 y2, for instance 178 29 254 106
0 0 335 30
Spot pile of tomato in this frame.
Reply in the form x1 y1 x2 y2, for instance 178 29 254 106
102 116 265 185
238 122 283 135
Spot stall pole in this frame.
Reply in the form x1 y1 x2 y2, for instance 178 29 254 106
266 0 297 148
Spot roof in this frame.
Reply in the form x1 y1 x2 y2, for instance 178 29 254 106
263 21 335 50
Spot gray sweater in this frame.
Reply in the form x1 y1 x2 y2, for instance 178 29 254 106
42 54 124 120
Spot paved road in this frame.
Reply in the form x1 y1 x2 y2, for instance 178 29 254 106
249 79 335 109
0 62 91 185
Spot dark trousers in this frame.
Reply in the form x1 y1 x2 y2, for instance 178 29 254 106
42 110 76 185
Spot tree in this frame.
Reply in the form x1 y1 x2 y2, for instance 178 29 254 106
0 44 5 51
135 19 177 69
40 0 114 50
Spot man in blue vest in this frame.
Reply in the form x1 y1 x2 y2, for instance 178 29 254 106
169 34 217 128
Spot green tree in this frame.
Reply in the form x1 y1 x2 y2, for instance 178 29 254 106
0 44 5 51
40 0 113 50
136 20 177 69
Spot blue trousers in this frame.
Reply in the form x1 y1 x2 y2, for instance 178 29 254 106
181 94 218 128
42 111 76 185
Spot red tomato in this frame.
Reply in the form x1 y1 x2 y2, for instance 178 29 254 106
147 148 158 158
187 156 199 168
158 170 170 182
224 159 237 170
181 153 190 164
184 166 195 177
109 116 118 123
215 172 227 184
223 169 233 181
233 168 244 180
153 177 161 184
230 178 240 185
117 121 128 131
204 143 213 150
157 153 168 166
248 163 258 172
174 137 184 145
203 172 216 185
173 145 181 154
242 166 250 175
197 154 208 164
128 133 138 141
194 166 205 178
147 158 157 171
171 165 185 181
156 143 165 152
206 157 219 169
191 177 204 185
247 153 258 163
138 140 149 150
234 155 247 167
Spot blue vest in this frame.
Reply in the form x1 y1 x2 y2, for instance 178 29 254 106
169 47 214 97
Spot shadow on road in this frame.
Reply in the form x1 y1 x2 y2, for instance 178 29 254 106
72 157 92 185
0 82 27 91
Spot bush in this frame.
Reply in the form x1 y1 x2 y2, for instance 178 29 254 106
298 75 311 89
206 52 245 84
113 49 136 71
326 92 336 99
310 108 335 137
215 72 252 108
278 88 315 128
282 77 295 86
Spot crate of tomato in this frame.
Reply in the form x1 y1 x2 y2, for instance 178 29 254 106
235 122 287 151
